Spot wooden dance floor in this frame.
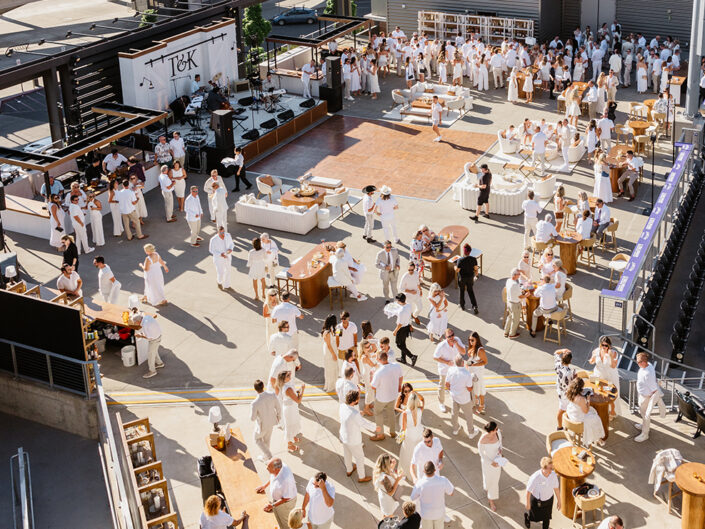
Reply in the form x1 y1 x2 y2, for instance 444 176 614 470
250 116 495 200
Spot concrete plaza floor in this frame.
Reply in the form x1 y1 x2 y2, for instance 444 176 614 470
5 70 691 528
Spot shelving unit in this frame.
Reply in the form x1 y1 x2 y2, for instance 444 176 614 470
418 11 534 46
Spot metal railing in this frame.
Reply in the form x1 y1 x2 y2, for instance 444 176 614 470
626 377 705 414
10 447 34 529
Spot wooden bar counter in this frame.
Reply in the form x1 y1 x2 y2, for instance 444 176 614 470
675 462 705 529
422 226 469 289
555 231 583 275
606 145 629 193
287 242 337 308
552 446 596 518
207 428 277 529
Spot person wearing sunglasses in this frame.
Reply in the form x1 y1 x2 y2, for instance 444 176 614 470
588 337 620 418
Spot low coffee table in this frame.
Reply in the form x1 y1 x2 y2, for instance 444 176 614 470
280 185 327 209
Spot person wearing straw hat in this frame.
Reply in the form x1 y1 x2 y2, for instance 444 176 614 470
375 186 400 243
362 185 377 243
331 248 368 301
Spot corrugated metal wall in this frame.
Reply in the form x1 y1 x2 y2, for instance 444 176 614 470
387 0 540 40
562 0 581 41
616 0 693 46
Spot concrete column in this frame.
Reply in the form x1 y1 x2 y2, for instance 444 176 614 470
685 0 705 117
42 67 64 143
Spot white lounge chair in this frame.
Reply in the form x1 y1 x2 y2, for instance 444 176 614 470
256 175 283 203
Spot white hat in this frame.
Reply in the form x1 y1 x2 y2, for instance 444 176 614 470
335 248 345 258
380 185 392 196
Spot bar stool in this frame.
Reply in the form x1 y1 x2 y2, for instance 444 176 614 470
608 253 629 288
579 238 596 268
327 276 347 309
543 307 567 345
572 489 606 529
470 247 483 276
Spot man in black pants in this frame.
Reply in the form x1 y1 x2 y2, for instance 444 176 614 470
525 457 560 529
454 243 479 314
392 293 417 366
230 146 251 192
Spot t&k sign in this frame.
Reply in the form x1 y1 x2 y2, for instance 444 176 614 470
169 50 199 77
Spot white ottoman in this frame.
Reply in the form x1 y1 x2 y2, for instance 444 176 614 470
317 208 331 229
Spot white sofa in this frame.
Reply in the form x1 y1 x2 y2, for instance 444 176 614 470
399 82 474 114
533 174 558 199
235 197 319 234
454 174 529 216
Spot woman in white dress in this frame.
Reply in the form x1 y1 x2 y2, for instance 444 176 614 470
351 56 362 95
130 175 148 222
87 192 105 247
573 57 585 82
140 243 168 306
507 69 519 103
522 68 534 103
478 421 504 512
566 377 605 446
395 382 426 416
477 55 489 91
636 57 648 94
373 454 403 518
565 85 581 128
48 194 65 248
660 63 671 94
517 251 532 282
552 259 567 300
107 179 123 236
399 392 424 478
437 53 448 84
595 79 608 116
588 336 620 417
539 57 551 90
368 59 380 99
586 120 598 155
321 314 338 393
170 160 187 212
466 331 488 414
426 283 448 341
378 42 389 77
276 371 304 452
359 339 378 416
404 57 415 89
538 248 556 278
262 288 279 345
247 237 267 301
593 151 614 203
452 57 463 86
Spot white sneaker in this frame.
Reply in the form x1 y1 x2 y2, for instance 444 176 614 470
256 455 267 462
357 295 368 301
452 428 460 435
634 423 643 430
142 371 157 379
634 433 648 442
468 427 479 439
86 247 95 253
439 403 447 413
433 136 441 142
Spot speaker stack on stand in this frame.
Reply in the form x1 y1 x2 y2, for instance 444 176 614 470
319 56 343 112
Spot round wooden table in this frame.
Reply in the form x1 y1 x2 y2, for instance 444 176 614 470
627 119 650 137
642 98 657 113
523 285 544 332
280 185 327 208
553 446 596 518
606 145 630 193
584 378 618 440
675 462 705 529
555 231 583 275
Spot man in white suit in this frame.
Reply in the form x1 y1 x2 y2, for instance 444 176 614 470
208 226 234 290
375 240 400 301
250 379 282 460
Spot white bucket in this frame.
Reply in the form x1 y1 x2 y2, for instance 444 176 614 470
121 345 136 367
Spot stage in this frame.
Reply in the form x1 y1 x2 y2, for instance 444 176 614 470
250 116 496 201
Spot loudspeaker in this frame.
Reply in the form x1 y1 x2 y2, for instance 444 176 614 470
277 109 294 122
319 85 343 112
238 96 254 106
242 129 260 141
260 118 277 130
212 109 234 150
204 146 231 176
326 56 341 87
0 183 5 211
299 98 316 109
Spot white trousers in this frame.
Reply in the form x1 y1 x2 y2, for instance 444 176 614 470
101 280 122 305
381 217 398 242
254 427 273 459
406 293 422 317
207 194 216 221
492 67 504 88
600 138 611 153
147 337 162 373
74 223 90 254
638 391 667 438
343 442 365 479
364 213 375 238
524 217 538 249
187 219 201 244
421 518 444 529
162 191 174 220
533 152 547 175
214 208 227 232
323 349 338 392
213 256 232 288
302 78 311 98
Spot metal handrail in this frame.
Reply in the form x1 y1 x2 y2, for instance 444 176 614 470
10 447 34 529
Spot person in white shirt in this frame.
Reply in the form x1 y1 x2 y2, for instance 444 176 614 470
169 131 186 167
525 457 560 529
336 366 358 402
68 194 94 254
269 350 300 391
370 351 403 441
200 495 247 529
331 248 367 301
618 150 643 200
208 226 234 290
361 186 377 242
410 429 445 483
531 126 548 175
430 95 443 142
336 311 358 358
608 51 622 79
255 458 296 528
596 111 614 152
158 165 176 222
130 312 164 379
522 190 541 249
56 264 83 298
271 293 303 348
591 199 611 239
410 461 454 528
393 293 417 365
93 256 121 304
117 179 145 240
203 170 225 222
250 379 282 460
446 355 477 437
269 321 293 357
584 80 598 119
504 268 524 338
190 74 202 94
184 186 204 246
302 472 335 529
261 232 279 285
535 214 558 243
301 59 316 98
576 209 594 240
398 262 423 323
102 150 127 174
490 50 505 88
529 275 558 337
375 188 400 244
342 58 353 100
597 515 625 529
210 182 228 232
433 329 465 413
634 352 666 441
339 390 372 482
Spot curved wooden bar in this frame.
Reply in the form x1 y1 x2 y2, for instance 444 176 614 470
287 241 337 308
555 231 583 275
421 225 469 288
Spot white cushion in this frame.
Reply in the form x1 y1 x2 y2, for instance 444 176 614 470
235 202 318 234
309 176 343 189
327 276 342 287
550 438 571 456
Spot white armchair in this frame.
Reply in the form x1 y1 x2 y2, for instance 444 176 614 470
567 141 587 163
391 89 407 108
497 131 519 154
445 97 466 116
324 188 353 217
256 175 283 203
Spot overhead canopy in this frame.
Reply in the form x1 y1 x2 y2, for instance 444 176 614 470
0 103 167 172
265 14 370 48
